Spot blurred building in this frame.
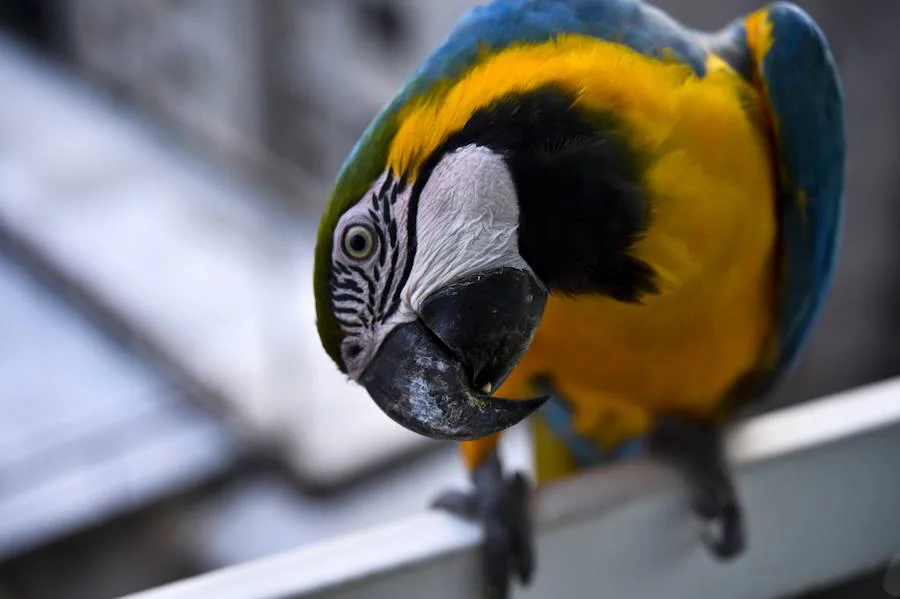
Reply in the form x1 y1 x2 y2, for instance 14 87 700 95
0 1 898 598
56 1 483 193
271 0 483 179
63 2 264 157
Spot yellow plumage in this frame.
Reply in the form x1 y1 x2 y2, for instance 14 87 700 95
391 35 779 482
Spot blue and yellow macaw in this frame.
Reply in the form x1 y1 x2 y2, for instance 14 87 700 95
313 1 844 596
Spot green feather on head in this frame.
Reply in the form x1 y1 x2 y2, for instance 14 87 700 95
313 104 403 371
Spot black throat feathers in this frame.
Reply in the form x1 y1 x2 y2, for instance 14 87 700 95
417 85 658 303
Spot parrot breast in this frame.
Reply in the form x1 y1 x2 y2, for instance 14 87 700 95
490 50 780 453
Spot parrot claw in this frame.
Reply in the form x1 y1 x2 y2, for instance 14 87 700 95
433 489 479 518
698 501 744 560
648 415 746 561
432 453 534 599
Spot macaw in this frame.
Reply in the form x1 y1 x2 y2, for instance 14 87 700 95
313 1 845 597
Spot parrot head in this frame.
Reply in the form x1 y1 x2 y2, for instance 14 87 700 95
313 119 551 441
314 33 659 442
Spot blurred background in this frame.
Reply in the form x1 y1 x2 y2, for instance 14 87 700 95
0 1 896 598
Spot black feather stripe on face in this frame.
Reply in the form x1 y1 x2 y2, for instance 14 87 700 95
329 172 416 373
378 179 403 317
414 85 658 303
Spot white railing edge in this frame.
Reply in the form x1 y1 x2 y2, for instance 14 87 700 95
122 377 900 599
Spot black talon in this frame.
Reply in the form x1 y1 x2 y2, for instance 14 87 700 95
432 453 535 599
506 472 535 583
648 415 746 560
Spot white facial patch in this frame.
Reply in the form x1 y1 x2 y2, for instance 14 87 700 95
402 144 531 312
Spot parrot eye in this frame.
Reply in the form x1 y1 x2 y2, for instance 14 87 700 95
342 224 376 260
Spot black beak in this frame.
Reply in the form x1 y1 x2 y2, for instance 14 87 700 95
360 268 549 441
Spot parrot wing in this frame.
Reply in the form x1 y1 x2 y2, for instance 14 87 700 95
734 3 846 387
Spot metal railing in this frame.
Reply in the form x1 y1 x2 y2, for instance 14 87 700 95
124 377 900 599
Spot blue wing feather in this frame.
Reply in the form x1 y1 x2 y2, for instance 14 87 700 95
398 0 709 104
751 3 846 377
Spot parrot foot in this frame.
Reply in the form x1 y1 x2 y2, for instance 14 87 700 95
432 453 534 599
648 415 745 560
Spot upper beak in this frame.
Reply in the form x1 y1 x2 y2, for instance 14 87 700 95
359 267 549 441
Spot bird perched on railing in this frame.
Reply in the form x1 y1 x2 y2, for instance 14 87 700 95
313 1 845 596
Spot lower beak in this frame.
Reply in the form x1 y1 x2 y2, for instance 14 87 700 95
359 268 548 441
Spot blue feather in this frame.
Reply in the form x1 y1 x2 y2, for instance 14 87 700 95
404 0 708 103
748 3 845 377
